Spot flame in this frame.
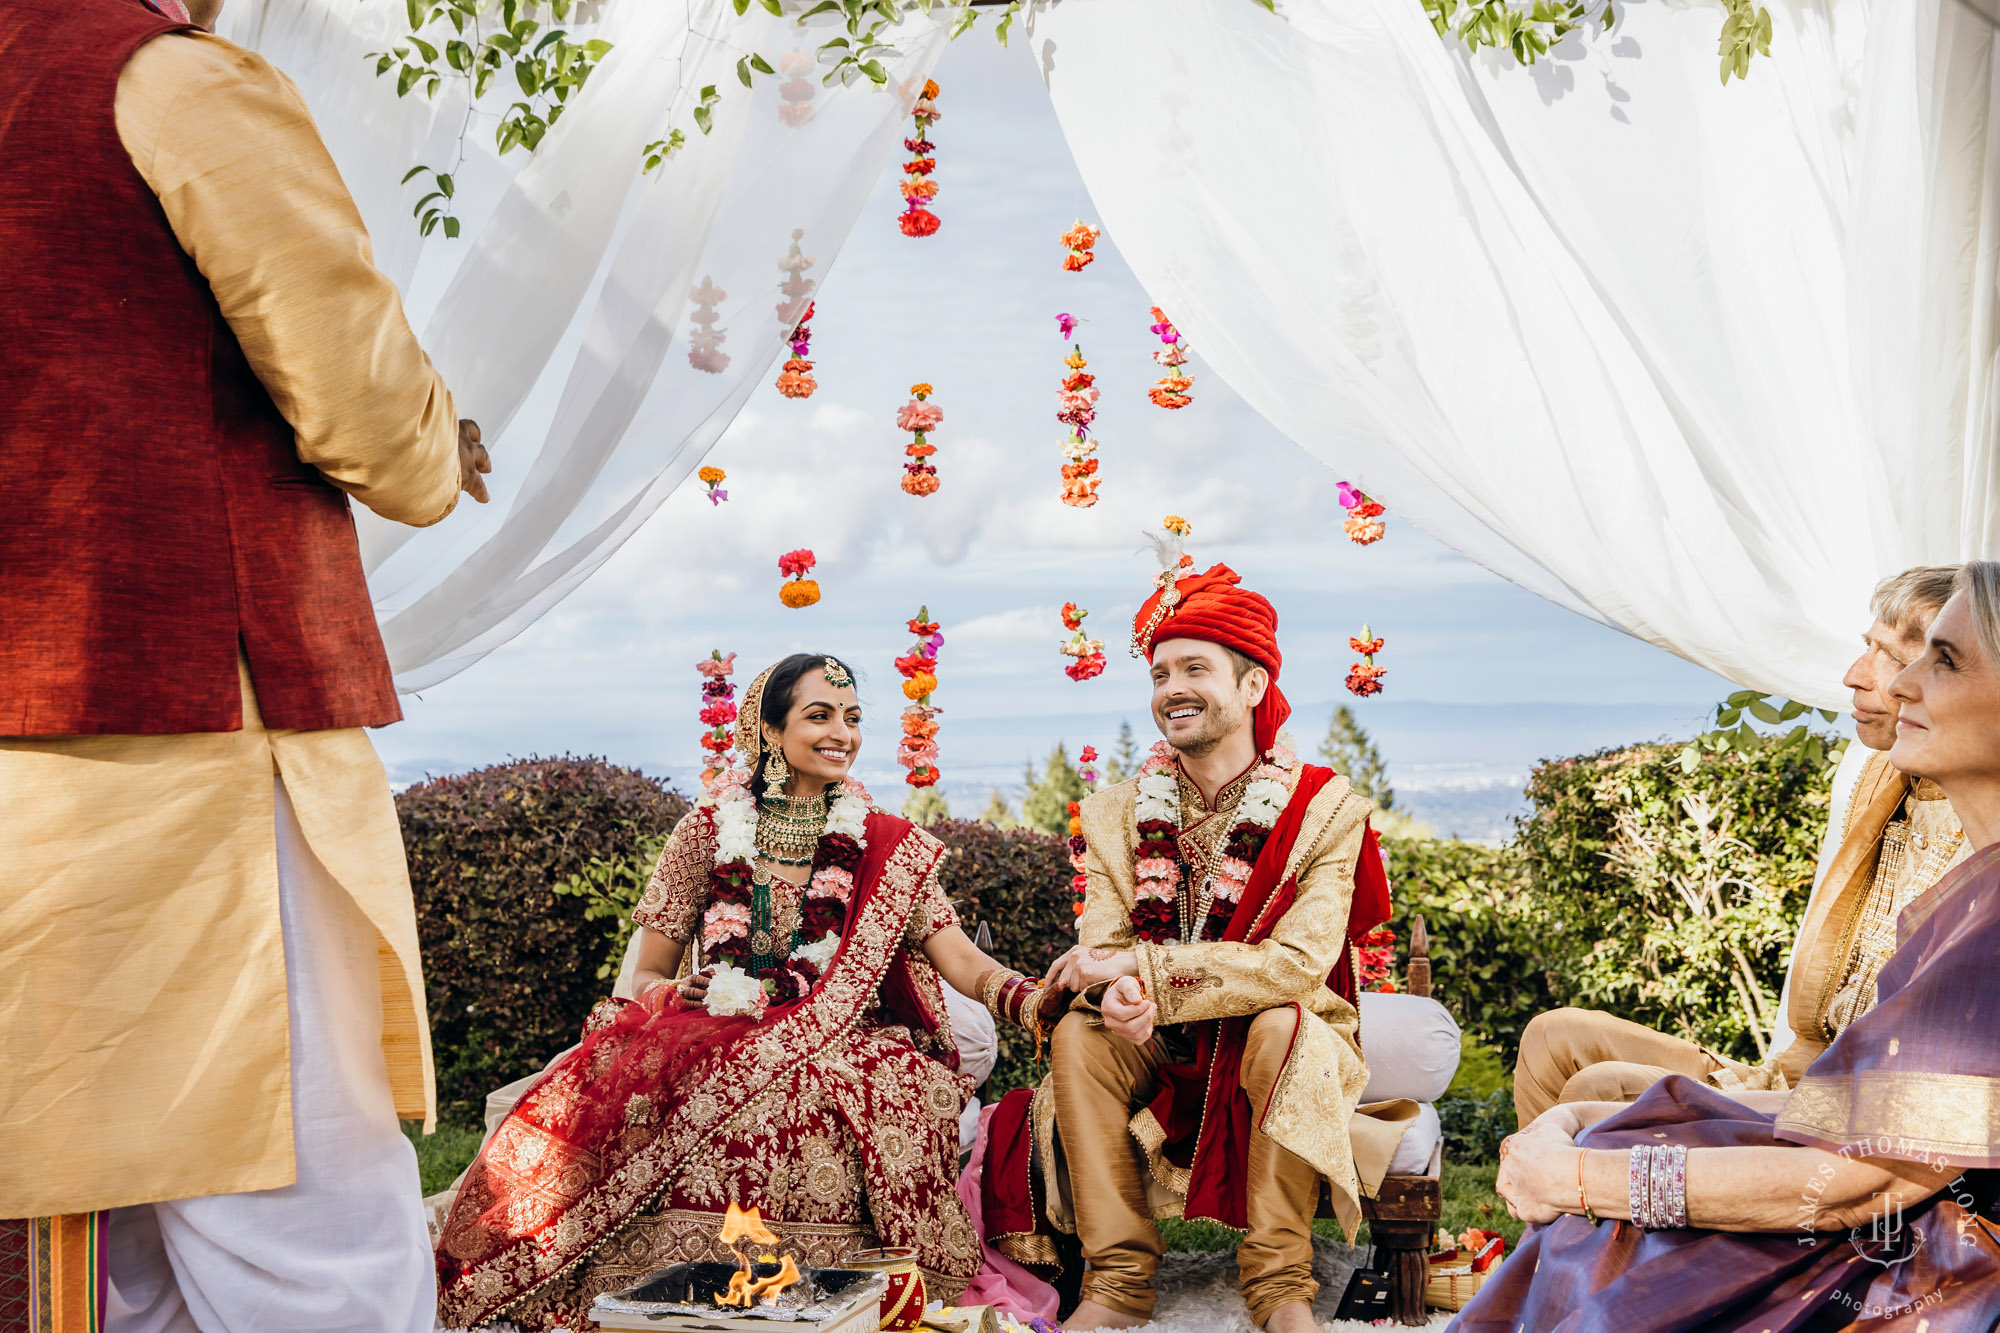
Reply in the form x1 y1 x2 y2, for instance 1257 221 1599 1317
714 1204 803 1307
719 1202 779 1249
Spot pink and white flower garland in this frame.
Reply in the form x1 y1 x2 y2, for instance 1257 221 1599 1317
1130 738 1296 944
697 768 871 1016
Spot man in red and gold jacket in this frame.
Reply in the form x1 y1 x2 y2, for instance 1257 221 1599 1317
0 0 487 1326
1015 533 1403 1333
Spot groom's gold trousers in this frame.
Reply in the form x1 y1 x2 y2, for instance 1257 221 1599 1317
1050 1008 1321 1327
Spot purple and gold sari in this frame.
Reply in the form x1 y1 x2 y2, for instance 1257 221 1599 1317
1455 845 2000 1332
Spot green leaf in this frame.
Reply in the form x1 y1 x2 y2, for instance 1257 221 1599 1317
858 57 887 83
1725 689 1762 708
797 1 843 20
760 0 784 13
693 103 713 134
733 0 750 11
446 39 472 70
405 0 425 31
1818 708 1838 723
994 0 1020 45
1776 699 1806 722
583 39 613 56
396 64 422 96
401 164 430 184
411 190 444 216
1715 708 1741 729
1250 0 1275 8
442 215 461 239
1747 698 1781 725
1677 744 1700 774
437 172 455 198
948 6 978 38
750 52 775 73
374 53 396 76
410 35 438 61
738 55 753 86
516 58 540 95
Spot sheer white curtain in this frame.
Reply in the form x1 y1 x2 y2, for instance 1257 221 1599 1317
1034 0 2000 707
221 0 950 690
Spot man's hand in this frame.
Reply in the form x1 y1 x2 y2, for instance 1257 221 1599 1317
1043 944 1139 994
1493 1112 1581 1225
1100 975 1155 1046
458 418 491 503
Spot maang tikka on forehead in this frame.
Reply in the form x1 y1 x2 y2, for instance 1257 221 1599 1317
822 657 854 690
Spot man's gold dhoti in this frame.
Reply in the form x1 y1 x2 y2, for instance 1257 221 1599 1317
1051 1008 1322 1326
1512 1008 1734 1123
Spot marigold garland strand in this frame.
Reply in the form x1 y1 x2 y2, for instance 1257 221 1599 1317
698 465 727 506
896 607 944 788
1338 481 1386 545
695 649 738 791
1147 307 1193 409
1346 623 1386 696
1059 602 1106 681
778 548 820 609
898 382 942 496
1061 220 1100 271
1058 342 1101 508
898 80 942 237
775 229 816 399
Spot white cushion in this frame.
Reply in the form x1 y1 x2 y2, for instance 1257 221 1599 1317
941 978 998 1088
1358 991 1461 1104
1387 1101 1441 1177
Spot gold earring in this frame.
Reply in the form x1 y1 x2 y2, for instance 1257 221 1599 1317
764 748 790 787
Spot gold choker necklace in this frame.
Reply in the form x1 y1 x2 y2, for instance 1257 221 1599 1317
756 789 828 867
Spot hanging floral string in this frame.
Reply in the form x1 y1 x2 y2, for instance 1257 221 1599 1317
698 466 727 506
1061 220 1100 272
1078 744 1101 787
1346 624 1386 696
896 607 944 789
775 229 817 399
898 382 942 496
1356 925 1399 993
779 549 820 608
1067 797 1087 922
776 51 817 127
1058 343 1101 508
1059 602 1106 680
899 79 941 237
1147 307 1193 409
687 276 728 374
1055 312 1081 339
1337 481 1386 545
695 650 738 791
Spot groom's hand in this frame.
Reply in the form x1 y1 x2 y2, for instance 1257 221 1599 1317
1043 944 1139 994
458 418 492 503
1100 976 1156 1046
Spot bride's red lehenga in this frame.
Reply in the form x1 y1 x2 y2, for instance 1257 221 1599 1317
434 805 981 1331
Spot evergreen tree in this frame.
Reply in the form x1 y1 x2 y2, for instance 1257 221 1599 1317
902 786 951 826
1104 719 1141 785
979 789 1018 830
1021 743 1088 837
1319 706 1394 810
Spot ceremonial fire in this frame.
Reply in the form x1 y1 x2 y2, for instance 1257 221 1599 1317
716 1202 803 1307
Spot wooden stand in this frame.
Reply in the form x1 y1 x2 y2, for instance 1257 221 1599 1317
1330 914 1444 1326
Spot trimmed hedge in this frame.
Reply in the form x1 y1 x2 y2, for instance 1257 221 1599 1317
399 756 689 1125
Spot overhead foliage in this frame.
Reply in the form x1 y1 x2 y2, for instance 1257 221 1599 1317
1420 0 1770 82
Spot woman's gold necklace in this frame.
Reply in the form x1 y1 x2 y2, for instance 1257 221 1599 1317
756 789 828 868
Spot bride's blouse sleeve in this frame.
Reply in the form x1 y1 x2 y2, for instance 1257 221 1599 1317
904 835 961 945
632 806 716 943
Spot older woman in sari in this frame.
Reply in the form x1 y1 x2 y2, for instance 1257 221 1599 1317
433 654 1062 1331
1458 564 2000 1332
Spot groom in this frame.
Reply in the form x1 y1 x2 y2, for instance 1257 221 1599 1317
1041 551 1392 1333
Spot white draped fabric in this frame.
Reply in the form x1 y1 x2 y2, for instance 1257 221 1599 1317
1034 0 2000 707
220 0 949 690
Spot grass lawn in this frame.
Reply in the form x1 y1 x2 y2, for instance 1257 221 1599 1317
406 1121 485 1197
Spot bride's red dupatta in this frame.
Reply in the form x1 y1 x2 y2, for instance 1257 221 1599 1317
436 811 946 1329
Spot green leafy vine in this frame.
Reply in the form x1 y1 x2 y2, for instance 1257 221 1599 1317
1677 691 1846 776
1422 0 1771 82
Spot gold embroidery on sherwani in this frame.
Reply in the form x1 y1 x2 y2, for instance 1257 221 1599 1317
1067 772 1377 1238
1172 762 1252 940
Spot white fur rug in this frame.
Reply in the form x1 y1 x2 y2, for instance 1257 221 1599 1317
449 1239 1455 1333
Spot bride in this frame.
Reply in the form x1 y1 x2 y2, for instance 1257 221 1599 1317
435 654 1062 1330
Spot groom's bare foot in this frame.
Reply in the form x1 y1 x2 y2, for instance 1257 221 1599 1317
1262 1299 1320 1333
1063 1298 1151 1330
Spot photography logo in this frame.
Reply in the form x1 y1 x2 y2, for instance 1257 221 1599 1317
1850 1192 1924 1268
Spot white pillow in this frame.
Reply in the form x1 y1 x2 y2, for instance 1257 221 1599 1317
941 977 998 1088
1387 1101 1442 1177
1358 991 1462 1104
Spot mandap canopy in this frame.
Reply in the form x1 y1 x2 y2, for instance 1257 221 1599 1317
219 0 2000 707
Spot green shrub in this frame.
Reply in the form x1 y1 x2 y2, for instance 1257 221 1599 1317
1515 741 1826 1063
1436 1090 1516 1163
399 756 689 1125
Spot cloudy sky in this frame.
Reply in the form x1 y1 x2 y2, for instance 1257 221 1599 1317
373 28 1746 839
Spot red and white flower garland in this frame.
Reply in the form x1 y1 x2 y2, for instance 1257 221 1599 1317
697 767 872 1016
1130 737 1296 944
695 650 738 791
779 549 820 609
898 79 941 237
1337 481 1385 545
896 608 943 788
1064 745 1102 926
1346 625 1385 697
1059 602 1106 681
898 383 942 496
1058 344 1101 508
1147 307 1193 410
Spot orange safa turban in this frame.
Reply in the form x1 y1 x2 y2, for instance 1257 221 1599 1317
1134 563 1291 754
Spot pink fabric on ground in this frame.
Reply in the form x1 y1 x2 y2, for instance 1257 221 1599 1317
955 1104 1060 1320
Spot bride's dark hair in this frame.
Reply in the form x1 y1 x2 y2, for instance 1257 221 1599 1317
749 652 860 804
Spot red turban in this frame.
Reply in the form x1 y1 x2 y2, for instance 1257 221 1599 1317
1134 563 1291 755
